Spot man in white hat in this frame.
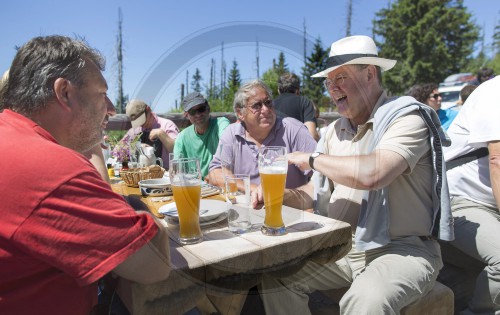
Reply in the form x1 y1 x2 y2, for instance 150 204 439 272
257 35 454 314
124 99 179 167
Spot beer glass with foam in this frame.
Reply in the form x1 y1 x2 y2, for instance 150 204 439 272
258 146 288 235
169 158 203 244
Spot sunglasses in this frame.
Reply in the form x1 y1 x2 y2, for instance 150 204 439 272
187 104 208 115
247 99 273 112
429 93 441 100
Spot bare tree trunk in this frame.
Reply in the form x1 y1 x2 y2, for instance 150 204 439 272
256 39 260 79
116 8 124 113
346 0 352 37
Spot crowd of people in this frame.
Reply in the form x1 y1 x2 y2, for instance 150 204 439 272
0 34 498 315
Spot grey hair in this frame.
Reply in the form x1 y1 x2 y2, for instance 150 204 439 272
0 69 9 111
233 79 273 115
4 35 105 116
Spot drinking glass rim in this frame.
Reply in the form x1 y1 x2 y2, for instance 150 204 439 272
225 173 250 179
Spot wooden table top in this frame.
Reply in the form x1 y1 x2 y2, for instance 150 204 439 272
111 180 352 315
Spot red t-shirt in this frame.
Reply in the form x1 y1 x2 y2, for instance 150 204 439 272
0 110 158 315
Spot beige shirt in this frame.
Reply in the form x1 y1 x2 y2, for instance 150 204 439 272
324 94 433 238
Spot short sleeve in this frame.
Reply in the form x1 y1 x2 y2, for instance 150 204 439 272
377 112 430 170
12 171 158 286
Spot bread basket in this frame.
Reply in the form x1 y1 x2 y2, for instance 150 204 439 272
120 165 166 187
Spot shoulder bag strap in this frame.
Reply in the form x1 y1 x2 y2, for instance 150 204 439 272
446 147 489 170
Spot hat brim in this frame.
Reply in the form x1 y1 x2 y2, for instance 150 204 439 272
311 57 397 78
130 112 146 128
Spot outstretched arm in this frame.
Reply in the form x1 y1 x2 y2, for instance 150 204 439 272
288 149 408 190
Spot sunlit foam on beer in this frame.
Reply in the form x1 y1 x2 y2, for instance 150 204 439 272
258 165 287 174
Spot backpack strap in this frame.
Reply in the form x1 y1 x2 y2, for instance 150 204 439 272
446 147 489 170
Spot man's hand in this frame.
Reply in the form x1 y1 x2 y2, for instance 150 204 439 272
149 128 175 152
149 128 167 142
250 183 264 209
287 151 312 172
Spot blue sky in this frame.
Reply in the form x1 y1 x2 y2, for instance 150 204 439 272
1 0 498 113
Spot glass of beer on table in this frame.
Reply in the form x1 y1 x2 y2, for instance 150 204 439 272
258 146 288 236
169 158 203 245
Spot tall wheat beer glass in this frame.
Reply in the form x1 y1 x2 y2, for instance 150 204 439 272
258 146 288 235
169 158 203 244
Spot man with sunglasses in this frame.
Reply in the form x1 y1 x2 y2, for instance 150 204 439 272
125 99 179 167
173 92 229 179
257 35 453 314
407 83 458 130
208 79 316 190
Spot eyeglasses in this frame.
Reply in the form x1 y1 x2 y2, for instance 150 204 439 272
246 99 273 113
323 74 349 90
429 93 441 100
187 104 208 116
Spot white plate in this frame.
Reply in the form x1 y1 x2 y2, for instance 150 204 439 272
164 212 227 227
159 199 227 223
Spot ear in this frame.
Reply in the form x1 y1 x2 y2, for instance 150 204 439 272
183 111 189 118
234 108 242 121
366 65 376 82
53 78 73 112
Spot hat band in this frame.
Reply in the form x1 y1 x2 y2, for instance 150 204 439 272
326 53 379 68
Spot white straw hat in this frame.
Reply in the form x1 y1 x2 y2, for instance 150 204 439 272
312 35 397 78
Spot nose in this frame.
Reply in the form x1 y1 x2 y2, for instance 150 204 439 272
106 96 116 116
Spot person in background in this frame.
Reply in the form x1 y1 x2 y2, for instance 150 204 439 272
274 72 320 141
0 35 172 315
457 84 477 106
442 75 500 314
124 99 179 167
257 35 453 314
208 79 316 190
469 67 495 86
407 83 458 130
173 92 229 179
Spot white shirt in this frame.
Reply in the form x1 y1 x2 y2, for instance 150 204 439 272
444 76 500 207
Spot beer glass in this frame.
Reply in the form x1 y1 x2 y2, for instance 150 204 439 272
168 152 184 170
169 158 203 245
258 146 288 235
226 174 252 234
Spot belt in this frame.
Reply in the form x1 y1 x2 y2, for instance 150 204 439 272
418 235 436 241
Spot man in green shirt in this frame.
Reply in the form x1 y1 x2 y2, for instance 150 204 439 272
173 92 230 179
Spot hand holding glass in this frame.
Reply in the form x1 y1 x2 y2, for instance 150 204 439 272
169 158 203 245
258 146 288 236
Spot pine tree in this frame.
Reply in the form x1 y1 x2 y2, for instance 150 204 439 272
373 0 479 94
191 68 203 93
275 52 289 76
301 38 329 109
225 60 242 110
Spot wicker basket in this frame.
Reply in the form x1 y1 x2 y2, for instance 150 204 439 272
120 165 166 187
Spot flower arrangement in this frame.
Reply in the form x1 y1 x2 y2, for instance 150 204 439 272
107 133 142 163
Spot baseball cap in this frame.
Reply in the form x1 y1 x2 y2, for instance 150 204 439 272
182 92 208 112
125 99 148 128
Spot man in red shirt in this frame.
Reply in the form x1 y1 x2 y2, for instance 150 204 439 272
0 35 171 315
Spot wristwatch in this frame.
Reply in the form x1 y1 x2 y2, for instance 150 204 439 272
309 152 323 170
